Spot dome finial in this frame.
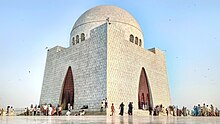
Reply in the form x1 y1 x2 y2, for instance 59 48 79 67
106 17 111 25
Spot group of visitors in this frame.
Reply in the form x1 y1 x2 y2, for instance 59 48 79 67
152 104 163 116
2 101 219 117
166 105 189 116
192 103 219 116
0 106 15 116
109 102 133 116
24 104 62 116
109 103 189 117
151 103 220 117
24 105 40 116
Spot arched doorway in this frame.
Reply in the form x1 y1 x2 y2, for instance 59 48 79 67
61 66 74 110
138 68 152 110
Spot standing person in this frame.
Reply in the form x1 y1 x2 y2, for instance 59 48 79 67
24 108 27 116
52 106 56 116
156 105 160 116
33 106 37 116
110 103 115 116
48 104 52 116
193 106 198 116
6 106 10 115
198 104 201 116
37 105 41 115
173 106 176 116
30 104 33 116
27 107 29 116
210 104 214 116
182 107 184 116
66 103 71 116
142 101 145 110
105 98 108 109
56 104 59 115
149 106 153 115
215 107 219 116
202 103 206 116
206 105 210 116
176 107 179 116
43 104 47 116
58 105 62 116
1 108 4 116
119 102 125 116
166 108 169 116
68 103 71 111
206 105 209 116
128 102 133 115
40 105 44 116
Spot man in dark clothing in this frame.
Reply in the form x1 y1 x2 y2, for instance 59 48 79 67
149 106 153 115
119 102 125 116
128 102 133 115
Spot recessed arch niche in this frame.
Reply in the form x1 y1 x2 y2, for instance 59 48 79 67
60 66 74 110
138 67 153 109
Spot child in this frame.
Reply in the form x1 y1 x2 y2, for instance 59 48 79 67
110 103 115 116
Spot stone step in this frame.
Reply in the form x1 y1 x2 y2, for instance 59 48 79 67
134 110 150 116
62 110 106 116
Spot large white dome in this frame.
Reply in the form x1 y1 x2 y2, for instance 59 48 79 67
72 6 141 31
70 5 144 47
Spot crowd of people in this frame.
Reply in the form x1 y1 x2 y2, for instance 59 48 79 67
151 103 220 117
191 103 219 116
24 104 62 116
108 102 220 117
0 106 15 116
166 105 189 116
1 101 219 117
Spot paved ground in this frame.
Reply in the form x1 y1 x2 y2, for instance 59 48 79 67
1 116 220 124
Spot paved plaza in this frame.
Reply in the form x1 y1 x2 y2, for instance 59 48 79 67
1 116 220 124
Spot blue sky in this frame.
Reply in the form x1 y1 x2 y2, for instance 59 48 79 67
0 0 220 109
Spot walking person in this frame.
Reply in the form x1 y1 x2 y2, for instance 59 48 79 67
128 102 133 115
110 103 115 116
119 102 125 116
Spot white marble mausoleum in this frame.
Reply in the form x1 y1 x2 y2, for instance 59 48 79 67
39 5 171 115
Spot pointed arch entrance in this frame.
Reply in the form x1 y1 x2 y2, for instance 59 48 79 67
138 68 152 110
61 66 74 110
